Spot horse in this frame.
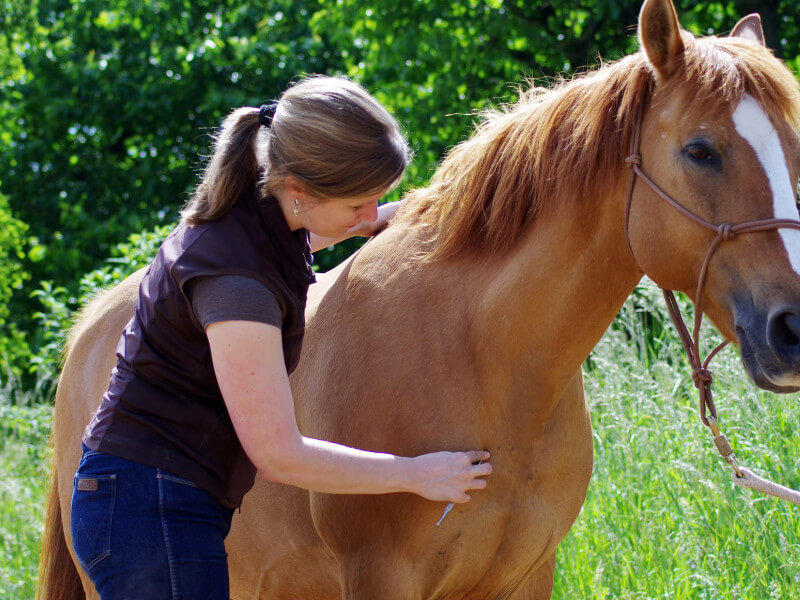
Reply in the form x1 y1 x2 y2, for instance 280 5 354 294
37 0 800 598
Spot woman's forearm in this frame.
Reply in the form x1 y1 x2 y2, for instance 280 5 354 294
257 436 415 495
256 435 491 503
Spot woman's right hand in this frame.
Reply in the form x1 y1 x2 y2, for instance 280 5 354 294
409 450 492 503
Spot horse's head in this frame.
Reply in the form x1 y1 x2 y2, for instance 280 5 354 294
628 0 800 392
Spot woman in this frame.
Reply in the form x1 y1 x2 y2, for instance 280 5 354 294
71 76 492 599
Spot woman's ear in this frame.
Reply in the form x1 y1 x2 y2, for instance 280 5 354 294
282 176 306 201
639 0 685 81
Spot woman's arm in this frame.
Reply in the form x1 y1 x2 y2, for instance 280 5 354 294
309 201 402 253
206 319 491 502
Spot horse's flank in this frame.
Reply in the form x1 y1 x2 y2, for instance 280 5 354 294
396 34 800 260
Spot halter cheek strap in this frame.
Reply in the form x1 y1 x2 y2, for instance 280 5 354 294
623 95 800 505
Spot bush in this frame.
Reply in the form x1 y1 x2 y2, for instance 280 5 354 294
0 188 30 379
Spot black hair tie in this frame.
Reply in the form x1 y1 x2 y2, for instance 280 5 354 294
259 102 278 128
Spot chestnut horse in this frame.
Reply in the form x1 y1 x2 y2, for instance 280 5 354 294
38 1 800 598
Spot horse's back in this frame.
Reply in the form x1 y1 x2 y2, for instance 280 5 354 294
55 267 146 500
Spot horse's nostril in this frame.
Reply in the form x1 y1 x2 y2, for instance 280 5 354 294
767 311 800 362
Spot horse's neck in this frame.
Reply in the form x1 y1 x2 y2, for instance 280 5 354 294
472 181 641 404
317 179 640 410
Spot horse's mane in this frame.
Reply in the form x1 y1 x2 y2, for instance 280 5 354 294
395 33 800 259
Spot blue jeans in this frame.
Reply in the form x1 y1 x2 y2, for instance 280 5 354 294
71 445 235 599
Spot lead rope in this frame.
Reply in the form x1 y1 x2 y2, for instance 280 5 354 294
624 96 800 505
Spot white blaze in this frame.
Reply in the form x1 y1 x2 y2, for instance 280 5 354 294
732 95 800 275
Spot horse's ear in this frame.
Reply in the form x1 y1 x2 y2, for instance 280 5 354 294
638 0 685 80
730 14 766 46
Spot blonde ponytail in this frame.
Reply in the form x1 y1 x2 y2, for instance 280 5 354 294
181 108 262 224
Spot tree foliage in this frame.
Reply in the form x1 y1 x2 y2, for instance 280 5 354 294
1 0 799 380
0 188 30 374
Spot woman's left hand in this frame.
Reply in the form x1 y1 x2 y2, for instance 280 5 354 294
349 200 402 237
310 200 403 252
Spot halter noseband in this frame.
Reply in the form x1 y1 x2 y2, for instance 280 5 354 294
623 95 800 503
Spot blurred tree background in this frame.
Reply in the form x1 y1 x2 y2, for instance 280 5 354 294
1 0 798 394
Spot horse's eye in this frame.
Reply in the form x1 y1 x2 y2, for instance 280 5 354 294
685 143 716 163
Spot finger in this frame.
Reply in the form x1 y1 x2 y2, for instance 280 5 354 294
453 492 471 504
466 478 487 491
471 463 492 477
466 450 490 463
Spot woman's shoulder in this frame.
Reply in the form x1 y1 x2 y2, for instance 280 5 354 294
180 199 277 259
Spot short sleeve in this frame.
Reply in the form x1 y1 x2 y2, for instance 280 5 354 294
185 275 283 330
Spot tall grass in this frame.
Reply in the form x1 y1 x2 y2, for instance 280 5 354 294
2 280 799 598
0 373 52 600
554 280 800 599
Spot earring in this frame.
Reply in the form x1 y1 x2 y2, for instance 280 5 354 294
293 198 299 216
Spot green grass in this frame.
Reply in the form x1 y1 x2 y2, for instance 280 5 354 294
554 283 800 599
2 282 799 598
0 389 52 600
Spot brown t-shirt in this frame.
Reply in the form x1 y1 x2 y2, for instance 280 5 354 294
185 275 283 329
83 193 315 508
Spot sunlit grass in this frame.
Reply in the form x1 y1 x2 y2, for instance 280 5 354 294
554 282 800 599
0 386 52 600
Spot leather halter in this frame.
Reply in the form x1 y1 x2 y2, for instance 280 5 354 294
624 94 800 431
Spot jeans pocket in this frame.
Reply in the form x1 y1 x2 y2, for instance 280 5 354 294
71 474 116 571
158 469 199 488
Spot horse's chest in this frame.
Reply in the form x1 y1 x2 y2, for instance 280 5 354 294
422 439 592 598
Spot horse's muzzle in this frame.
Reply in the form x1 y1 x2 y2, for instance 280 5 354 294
736 304 800 393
